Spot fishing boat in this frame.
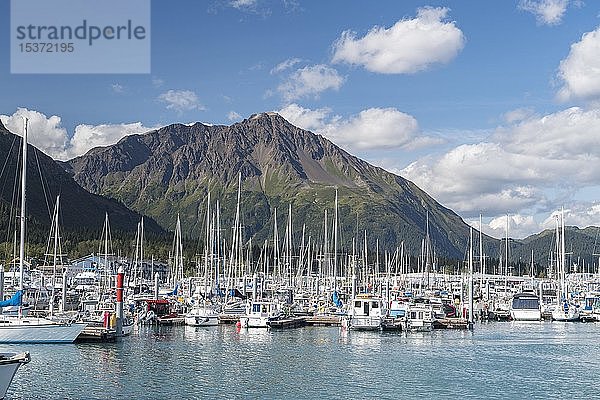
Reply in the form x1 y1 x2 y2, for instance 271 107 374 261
405 300 435 332
0 352 30 399
239 300 282 328
510 292 541 321
342 294 384 331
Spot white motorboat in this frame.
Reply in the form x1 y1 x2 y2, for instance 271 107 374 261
405 301 435 332
239 300 281 328
185 305 219 327
0 352 30 399
343 294 384 331
510 292 541 321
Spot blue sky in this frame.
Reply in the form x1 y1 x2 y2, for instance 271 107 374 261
1 0 600 238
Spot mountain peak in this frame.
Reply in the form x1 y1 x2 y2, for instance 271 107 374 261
66 112 472 257
247 111 281 121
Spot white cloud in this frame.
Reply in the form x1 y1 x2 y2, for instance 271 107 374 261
401 106 600 221
498 107 600 163
278 103 441 151
465 203 600 240
557 27 600 101
230 0 256 10
68 122 152 160
323 108 432 150
503 107 535 124
158 90 205 113
277 103 335 132
270 58 302 74
487 214 539 239
332 7 465 74
0 108 153 160
0 108 69 158
228 111 243 121
518 0 569 26
277 64 345 101
541 204 600 230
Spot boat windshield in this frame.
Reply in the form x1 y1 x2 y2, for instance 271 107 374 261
512 297 539 310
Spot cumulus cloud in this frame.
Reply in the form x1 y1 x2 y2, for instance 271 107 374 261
401 106 600 221
0 108 153 160
518 0 569 25
277 64 345 101
0 108 69 158
541 203 600 231
503 107 535 124
278 103 336 132
332 7 465 74
158 90 205 113
68 122 153 160
486 214 540 239
323 108 435 150
557 27 600 102
278 103 441 151
465 203 600 240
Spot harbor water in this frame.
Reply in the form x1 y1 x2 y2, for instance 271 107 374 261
5 321 599 399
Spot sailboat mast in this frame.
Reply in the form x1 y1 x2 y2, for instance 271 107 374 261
334 189 338 290
560 208 566 300
19 117 28 291
50 195 60 316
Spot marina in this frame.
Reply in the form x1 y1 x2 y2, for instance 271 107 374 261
3 2 600 398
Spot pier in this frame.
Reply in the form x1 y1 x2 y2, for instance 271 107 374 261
77 326 117 342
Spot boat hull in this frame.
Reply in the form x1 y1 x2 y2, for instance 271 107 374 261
239 316 270 328
510 309 541 321
347 316 382 331
184 311 219 327
0 352 30 398
0 319 87 343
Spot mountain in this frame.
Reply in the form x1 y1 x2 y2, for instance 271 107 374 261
66 112 481 258
0 119 163 246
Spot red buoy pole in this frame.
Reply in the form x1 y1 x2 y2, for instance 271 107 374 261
116 266 124 338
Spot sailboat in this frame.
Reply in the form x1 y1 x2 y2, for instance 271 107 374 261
0 118 87 343
552 208 580 322
185 201 219 327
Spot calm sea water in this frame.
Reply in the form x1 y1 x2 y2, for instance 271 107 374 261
5 321 600 399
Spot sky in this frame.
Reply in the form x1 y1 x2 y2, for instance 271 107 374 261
1 0 600 239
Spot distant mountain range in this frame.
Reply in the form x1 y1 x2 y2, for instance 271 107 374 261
1 113 598 269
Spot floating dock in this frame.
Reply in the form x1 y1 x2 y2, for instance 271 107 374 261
218 314 240 324
77 326 117 342
434 318 469 330
268 317 306 329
